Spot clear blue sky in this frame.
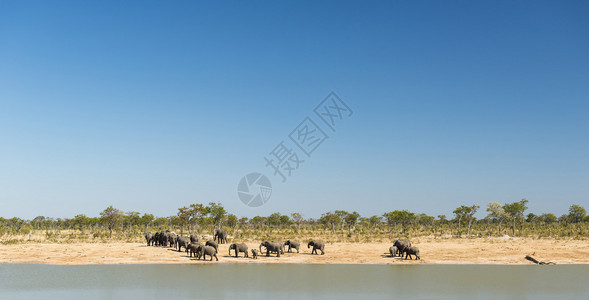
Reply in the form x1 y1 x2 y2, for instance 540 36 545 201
1 1 588 220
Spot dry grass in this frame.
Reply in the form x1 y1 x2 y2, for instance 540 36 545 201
2 236 589 265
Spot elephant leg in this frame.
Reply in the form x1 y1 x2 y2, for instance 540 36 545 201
321 248 324 255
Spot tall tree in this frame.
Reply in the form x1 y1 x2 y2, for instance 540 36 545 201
503 199 529 236
383 210 415 238
177 206 192 235
367 215 382 228
206 202 227 231
279 215 291 227
486 202 508 236
539 213 557 224
226 214 238 234
291 213 303 231
140 213 155 229
568 204 587 223
125 211 141 231
344 211 361 233
334 210 349 232
267 212 282 229
453 205 479 236
73 214 89 231
320 212 341 233
100 206 122 238
188 203 207 233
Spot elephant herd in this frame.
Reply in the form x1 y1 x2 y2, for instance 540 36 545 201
143 231 326 262
389 238 420 260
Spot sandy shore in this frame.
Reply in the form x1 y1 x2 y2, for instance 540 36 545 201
2 237 589 265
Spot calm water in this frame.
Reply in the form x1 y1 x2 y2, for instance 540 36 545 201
1 264 588 299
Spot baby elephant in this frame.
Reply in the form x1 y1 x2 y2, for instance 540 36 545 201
251 249 259 259
284 240 300 253
389 246 398 257
308 240 325 255
404 246 420 260
229 243 249 258
197 245 219 261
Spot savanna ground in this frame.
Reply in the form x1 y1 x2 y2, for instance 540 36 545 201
2 236 589 265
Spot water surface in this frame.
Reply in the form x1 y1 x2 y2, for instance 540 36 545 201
1 264 587 299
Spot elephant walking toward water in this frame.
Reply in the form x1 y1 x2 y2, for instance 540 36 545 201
197 245 219 261
229 243 249 258
404 246 420 260
259 241 282 257
308 240 325 255
284 240 300 253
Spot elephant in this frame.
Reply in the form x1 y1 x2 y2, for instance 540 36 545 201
155 230 171 247
153 231 163 246
158 231 176 248
259 241 282 257
404 246 420 260
143 233 153 246
308 240 325 255
393 239 411 256
205 240 219 252
176 236 190 252
251 249 259 259
389 246 398 257
229 243 249 258
169 232 177 247
214 229 228 244
190 234 199 244
196 245 219 261
259 241 283 255
284 240 300 253
277 241 285 254
187 242 203 258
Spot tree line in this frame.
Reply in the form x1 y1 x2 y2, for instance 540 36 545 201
1 199 588 240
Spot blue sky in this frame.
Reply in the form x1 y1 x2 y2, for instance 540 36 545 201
1 1 588 220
